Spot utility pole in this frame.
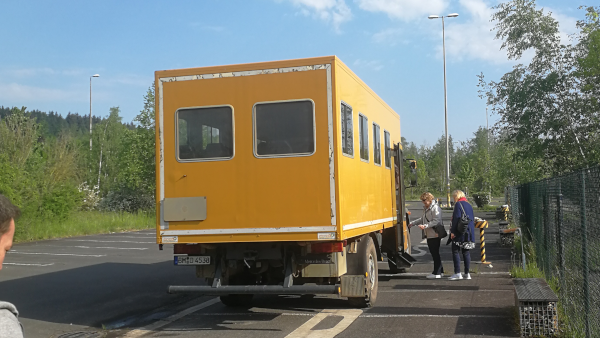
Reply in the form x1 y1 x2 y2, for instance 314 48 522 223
429 13 458 207
89 74 100 151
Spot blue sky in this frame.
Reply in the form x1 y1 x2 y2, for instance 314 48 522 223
0 0 583 145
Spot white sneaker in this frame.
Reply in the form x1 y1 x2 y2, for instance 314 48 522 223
426 274 441 279
449 273 463 281
464 273 472 280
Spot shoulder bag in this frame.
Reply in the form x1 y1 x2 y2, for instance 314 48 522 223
456 201 471 234
426 208 447 239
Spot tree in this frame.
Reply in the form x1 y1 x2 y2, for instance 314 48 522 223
479 0 600 175
117 83 156 196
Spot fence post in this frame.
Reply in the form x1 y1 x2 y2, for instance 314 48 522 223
542 186 549 274
580 171 590 338
556 184 565 288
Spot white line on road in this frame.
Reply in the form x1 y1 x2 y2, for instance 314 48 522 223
379 289 514 293
360 314 506 318
66 240 155 244
285 309 362 338
41 245 149 251
101 236 157 239
68 246 149 250
190 312 507 319
123 298 220 338
3 262 55 266
409 246 428 257
8 251 106 257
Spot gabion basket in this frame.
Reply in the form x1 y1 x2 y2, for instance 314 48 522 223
514 278 559 337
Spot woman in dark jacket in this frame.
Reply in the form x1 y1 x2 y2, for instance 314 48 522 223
449 190 476 281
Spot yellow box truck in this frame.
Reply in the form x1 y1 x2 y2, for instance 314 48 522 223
155 56 416 307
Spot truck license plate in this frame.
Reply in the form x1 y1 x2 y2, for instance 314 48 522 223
174 255 210 265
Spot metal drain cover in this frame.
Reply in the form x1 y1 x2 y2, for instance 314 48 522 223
56 332 104 338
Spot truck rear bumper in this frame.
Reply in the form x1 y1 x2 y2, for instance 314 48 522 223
168 285 338 295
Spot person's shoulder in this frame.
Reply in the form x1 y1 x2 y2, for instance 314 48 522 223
0 302 22 338
0 302 18 316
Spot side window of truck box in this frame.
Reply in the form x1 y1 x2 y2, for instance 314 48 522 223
341 102 354 157
384 130 391 169
359 113 369 162
373 122 381 166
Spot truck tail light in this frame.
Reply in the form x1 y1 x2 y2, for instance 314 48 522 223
309 241 346 254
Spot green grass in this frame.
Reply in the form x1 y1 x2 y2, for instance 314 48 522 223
14 211 155 243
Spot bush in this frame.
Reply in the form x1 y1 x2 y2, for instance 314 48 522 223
99 185 154 213
79 183 100 211
40 183 82 219
471 192 491 208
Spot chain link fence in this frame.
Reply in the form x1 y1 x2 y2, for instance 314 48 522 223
507 165 600 338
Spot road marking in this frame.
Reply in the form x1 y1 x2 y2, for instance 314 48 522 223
379 272 430 276
41 245 149 251
360 314 506 318
8 251 106 257
68 246 149 250
123 297 220 337
410 245 428 257
379 289 514 293
66 240 155 244
190 312 507 319
285 309 362 338
3 262 54 266
102 236 157 239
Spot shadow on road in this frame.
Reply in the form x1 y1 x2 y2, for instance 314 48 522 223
0 261 201 328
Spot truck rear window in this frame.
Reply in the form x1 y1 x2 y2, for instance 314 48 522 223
254 100 315 157
176 106 234 161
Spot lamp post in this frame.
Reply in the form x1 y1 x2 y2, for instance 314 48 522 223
429 13 458 207
90 74 100 151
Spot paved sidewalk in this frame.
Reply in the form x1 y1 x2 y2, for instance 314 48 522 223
371 204 519 337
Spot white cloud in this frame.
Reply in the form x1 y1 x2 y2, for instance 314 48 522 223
372 28 410 45
289 0 352 32
357 0 448 21
4 67 87 78
0 83 84 102
441 0 508 64
547 7 578 45
189 23 225 32
353 59 384 71
440 0 580 64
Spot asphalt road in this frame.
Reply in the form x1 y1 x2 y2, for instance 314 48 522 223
0 202 518 338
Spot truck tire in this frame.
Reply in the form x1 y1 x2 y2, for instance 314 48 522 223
220 294 254 307
347 235 378 308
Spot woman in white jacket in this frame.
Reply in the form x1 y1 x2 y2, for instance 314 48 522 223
409 192 445 279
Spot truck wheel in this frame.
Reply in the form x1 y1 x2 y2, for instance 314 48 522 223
220 294 254 307
347 235 378 308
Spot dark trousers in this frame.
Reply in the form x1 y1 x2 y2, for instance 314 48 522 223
427 238 443 275
452 242 471 274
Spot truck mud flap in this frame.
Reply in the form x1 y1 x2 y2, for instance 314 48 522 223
168 285 338 295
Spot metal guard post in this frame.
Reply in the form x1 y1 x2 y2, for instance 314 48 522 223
475 220 492 268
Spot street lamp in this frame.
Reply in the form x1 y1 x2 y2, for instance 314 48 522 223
429 13 458 207
90 74 100 151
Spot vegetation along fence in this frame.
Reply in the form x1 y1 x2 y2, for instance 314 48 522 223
507 165 599 337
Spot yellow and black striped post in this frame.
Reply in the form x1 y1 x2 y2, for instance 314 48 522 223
475 220 492 267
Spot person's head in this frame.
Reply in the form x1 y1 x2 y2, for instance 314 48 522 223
452 190 466 203
0 195 20 271
420 192 435 208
